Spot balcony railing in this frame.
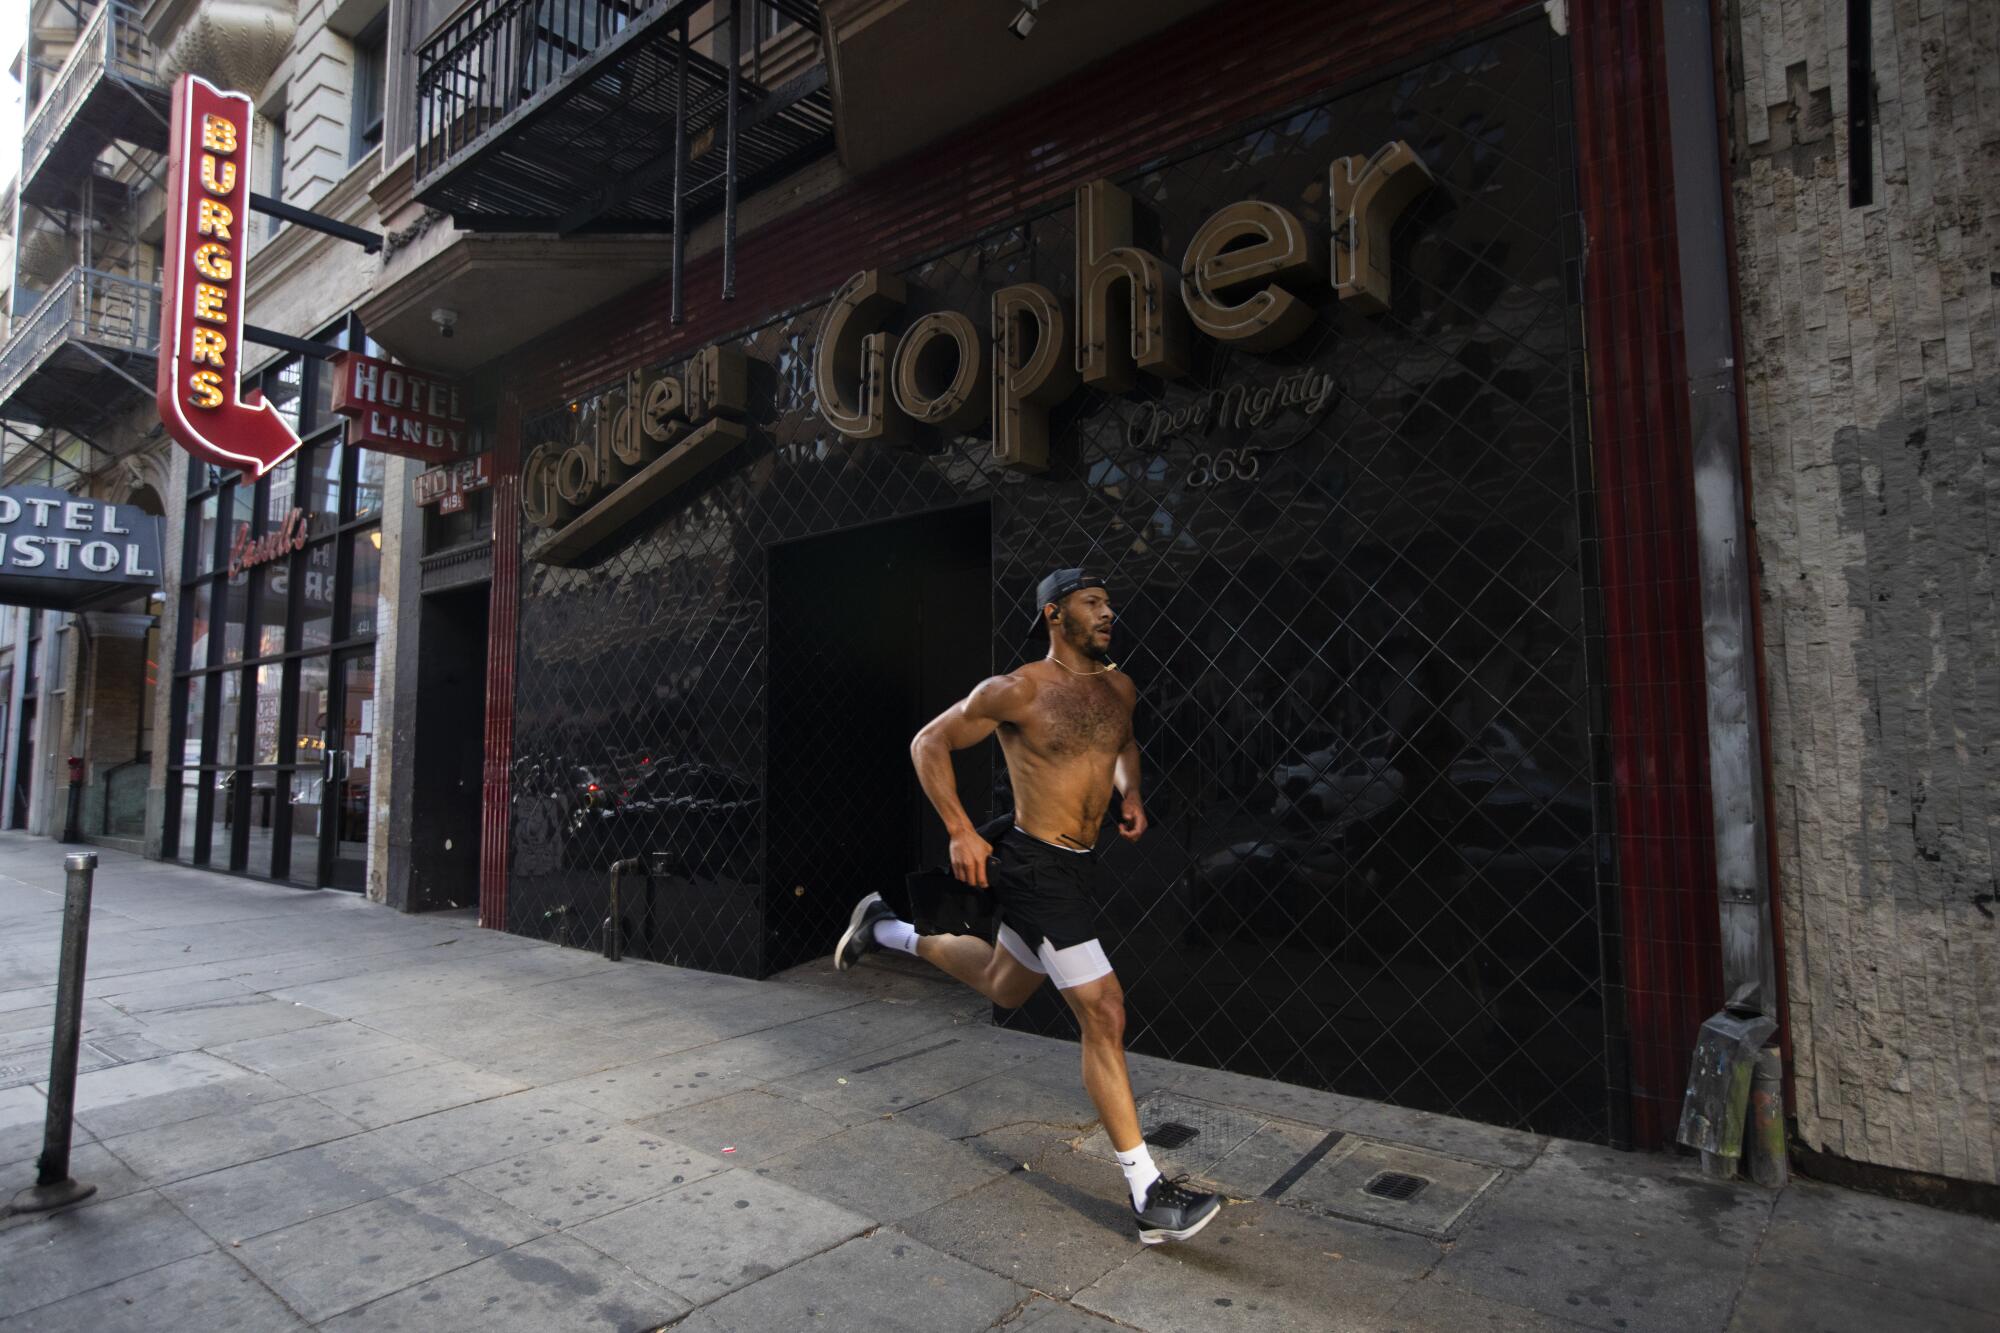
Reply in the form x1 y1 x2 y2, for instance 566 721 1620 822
414 0 831 232
20 2 167 206
0 266 161 425
416 0 636 178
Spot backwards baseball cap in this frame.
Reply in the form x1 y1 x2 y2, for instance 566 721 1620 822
1032 568 1106 629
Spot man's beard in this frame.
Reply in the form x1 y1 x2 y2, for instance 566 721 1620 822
1065 620 1111 662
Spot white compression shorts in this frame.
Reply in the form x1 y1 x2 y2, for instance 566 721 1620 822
996 922 1114 990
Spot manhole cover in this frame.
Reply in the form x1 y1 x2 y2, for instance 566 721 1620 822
1145 1122 1200 1150
1363 1170 1431 1201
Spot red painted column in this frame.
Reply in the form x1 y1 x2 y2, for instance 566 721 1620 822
478 394 521 930
1571 0 1726 1146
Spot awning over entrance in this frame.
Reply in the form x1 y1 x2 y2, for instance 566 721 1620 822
0 485 163 612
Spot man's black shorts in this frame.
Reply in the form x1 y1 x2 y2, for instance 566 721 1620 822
986 825 1114 989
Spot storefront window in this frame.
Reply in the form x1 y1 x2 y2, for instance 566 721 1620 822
265 358 304 435
265 458 298 527
169 318 383 885
296 656 331 755
208 771 239 869
255 564 290 658
169 780 196 860
348 531 381 638
352 448 386 522
300 541 337 648
306 441 343 536
226 480 254 550
193 494 219 576
305 325 346 432
213 668 244 767
181 677 206 766
252 662 284 764
185 583 213 668
219 571 249 663
289 766 324 886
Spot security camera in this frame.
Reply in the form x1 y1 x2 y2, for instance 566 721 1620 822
1007 0 1044 40
432 306 459 339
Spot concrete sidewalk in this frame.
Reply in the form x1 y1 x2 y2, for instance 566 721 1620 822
0 835 1993 1332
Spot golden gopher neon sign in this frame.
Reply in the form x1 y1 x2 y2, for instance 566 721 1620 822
816 140 1433 470
520 140 1431 564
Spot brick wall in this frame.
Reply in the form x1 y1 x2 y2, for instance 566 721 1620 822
1728 0 2000 1184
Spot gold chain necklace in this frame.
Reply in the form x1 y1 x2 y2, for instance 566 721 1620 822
1047 654 1116 677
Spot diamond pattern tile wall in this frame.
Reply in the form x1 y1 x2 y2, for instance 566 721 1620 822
508 21 1611 1139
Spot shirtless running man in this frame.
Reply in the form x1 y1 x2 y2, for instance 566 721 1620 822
833 568 1222 1244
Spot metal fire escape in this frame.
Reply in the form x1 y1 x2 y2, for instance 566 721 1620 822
414 0 832 314
0 0 170 474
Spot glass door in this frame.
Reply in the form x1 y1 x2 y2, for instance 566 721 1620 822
324 650 376 890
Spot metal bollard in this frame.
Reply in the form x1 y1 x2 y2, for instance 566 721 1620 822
10 852 100 1214
604 858 642 962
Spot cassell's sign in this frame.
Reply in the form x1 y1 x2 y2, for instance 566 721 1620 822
227 507 307 578
331 353 467 464
154 75 302 476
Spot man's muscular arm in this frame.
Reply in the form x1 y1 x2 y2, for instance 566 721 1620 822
1110 675 1146 842
911 673 1034 887
1113 736 1147 842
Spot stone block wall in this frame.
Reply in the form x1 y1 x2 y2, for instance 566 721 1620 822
282 0 365 208
1727 0 1998 1184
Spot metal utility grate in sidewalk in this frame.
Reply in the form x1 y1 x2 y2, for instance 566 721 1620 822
1287 1140 1502 1237
1363 1170 1432 1201
1077 1091 1265 1176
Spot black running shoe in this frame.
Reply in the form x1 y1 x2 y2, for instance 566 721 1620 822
835 892 896 971
1134 1174 1222 1244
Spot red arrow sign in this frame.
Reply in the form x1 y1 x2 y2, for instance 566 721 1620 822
155 75 301 477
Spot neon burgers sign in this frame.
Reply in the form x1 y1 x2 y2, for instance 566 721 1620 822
154 76 302 476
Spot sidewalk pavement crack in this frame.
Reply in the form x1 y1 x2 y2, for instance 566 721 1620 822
1716 1185 1783 1329
155 1185 315 1324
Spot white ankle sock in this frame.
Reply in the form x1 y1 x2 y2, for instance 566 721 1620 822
1115 1143 1161 1210
871 917 920 956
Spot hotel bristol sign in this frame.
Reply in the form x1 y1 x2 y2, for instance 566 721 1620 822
0 487 163 611
520 141 1430 563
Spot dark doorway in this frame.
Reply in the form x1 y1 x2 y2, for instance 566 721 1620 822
408 584 489 910
12 696 33 829
765 504 992 974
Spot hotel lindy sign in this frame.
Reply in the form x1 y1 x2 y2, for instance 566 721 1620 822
331 353 469 464
155 75 301 476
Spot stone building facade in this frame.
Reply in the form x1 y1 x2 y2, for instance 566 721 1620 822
1727 0 1999 1185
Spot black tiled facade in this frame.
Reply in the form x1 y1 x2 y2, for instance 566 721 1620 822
508 22 1612 1139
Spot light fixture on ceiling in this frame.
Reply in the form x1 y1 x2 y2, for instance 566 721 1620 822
1007 0 1047 40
